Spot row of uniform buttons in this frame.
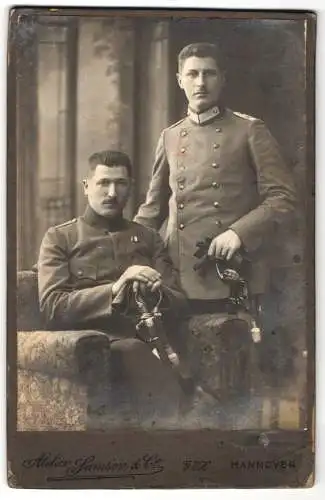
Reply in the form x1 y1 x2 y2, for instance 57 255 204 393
179 219 222 230
179 162 219 170
180 145 221 154
178 201 219 210
177 174 222 229
180 127 222 137
178 196 222 230
178 126 222 230
179 180 220 189
179 162 220 174
179 129 221 168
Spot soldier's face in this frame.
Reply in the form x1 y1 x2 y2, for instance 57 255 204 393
83 164 131 218
177 56 224 113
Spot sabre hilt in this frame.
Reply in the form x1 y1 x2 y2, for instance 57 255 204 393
193 237 263 343
134 290 162 332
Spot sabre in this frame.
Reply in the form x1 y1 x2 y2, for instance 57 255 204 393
193 237 263 343
133 287 193 394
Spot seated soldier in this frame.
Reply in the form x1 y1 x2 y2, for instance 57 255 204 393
37 150 191 427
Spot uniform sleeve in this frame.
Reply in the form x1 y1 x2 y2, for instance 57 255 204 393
149 229 188 312
134 131 171 231
229 119 297 252
37 227 115 329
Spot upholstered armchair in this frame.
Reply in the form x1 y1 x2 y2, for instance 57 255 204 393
17 271 112 431
16 270 305 432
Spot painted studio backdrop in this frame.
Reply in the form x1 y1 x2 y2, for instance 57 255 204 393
15 13 308 429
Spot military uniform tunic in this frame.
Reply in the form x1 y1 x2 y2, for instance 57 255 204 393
135 107 296 300
37 205 186 334
37 206 190 424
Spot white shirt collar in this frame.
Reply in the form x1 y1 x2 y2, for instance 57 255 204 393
187 105 220 125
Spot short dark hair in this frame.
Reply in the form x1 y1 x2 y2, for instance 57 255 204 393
88 150 133 177
178 43 223 72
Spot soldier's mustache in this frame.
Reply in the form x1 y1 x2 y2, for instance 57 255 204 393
194 88 208 95
102 198 118 206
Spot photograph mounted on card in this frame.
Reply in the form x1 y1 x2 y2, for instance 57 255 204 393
7 6 315 489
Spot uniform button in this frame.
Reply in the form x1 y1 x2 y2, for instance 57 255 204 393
77 270 84 276
180 147 186 153
179 183 185 190
213 143 220 149
178 203 184 209
212 182 220 188
104 230 109 235
216 128 222 133
181 129 188 137
211 162 219 168
213 201 220 207
180 165 186 170
215 220 222 227
179 223 185 230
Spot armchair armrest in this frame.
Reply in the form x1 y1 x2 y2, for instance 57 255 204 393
17 330 111 382
17 271 44 331
17 330 111 431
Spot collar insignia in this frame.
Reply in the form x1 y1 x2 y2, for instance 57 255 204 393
187 106 220 125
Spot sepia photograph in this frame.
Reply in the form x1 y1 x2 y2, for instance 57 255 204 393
7 6 315 488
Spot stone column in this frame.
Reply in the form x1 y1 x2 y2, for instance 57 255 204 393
134 20 171 209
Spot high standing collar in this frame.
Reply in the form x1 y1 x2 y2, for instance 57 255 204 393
187 105 220 125
82 204 127 231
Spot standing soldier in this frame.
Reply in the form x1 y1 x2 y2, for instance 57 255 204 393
134 42 296 426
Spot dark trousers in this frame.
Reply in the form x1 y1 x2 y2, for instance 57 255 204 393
108 337 183 425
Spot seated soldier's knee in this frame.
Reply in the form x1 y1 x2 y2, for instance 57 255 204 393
111 338 148 356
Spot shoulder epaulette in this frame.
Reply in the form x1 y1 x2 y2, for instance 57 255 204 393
166 117 186 130
55 218 77 229
233 111 258 121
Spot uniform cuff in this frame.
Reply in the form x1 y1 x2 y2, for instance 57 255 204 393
228 221 262 253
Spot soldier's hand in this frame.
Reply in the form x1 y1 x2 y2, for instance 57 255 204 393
132 280 161 296
123 265 162 290
208 230 242 261
113 265 162 297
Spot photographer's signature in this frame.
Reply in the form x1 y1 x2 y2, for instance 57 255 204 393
22 452 164 481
